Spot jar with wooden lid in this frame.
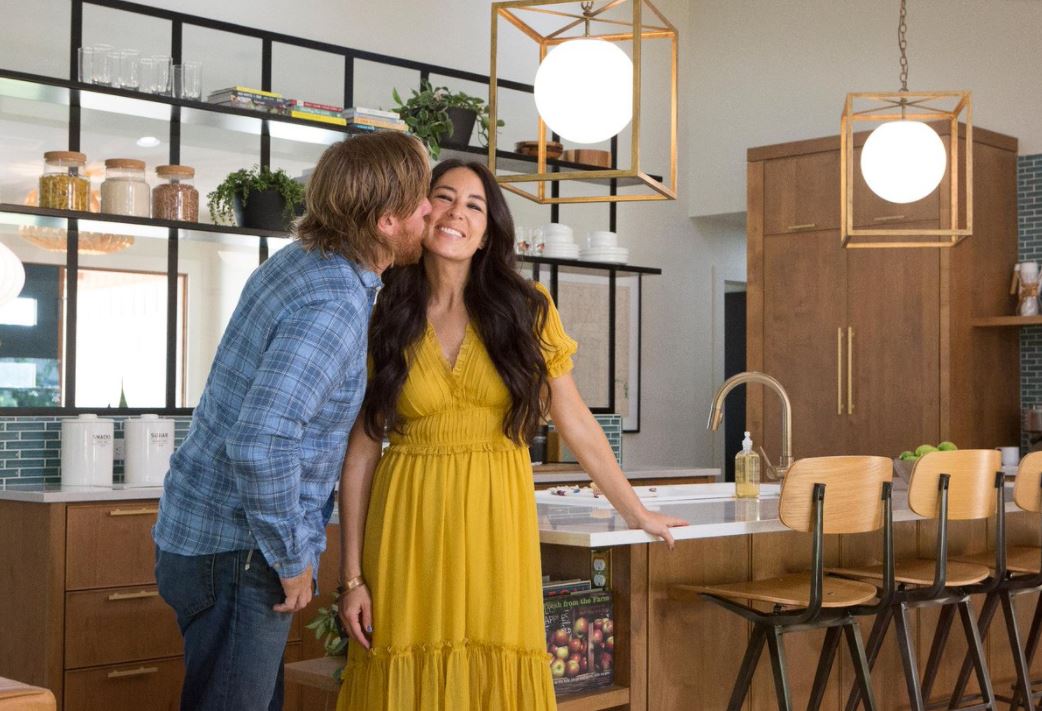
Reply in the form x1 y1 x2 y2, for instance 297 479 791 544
39 151 90 211
100 158 150 217
152 164 199 221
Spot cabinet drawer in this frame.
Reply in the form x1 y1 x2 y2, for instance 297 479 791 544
64 657 184 711
65 585 182 669
763 151 841 235
66 502 158 590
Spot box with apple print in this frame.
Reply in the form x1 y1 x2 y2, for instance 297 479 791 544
543 589 614 694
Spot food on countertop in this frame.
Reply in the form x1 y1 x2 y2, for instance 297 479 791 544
899 442 958 462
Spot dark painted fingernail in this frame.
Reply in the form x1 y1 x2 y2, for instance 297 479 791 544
366 625 373 634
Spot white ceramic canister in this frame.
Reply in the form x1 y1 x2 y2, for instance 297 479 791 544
124 414 175 486
61 414 114 486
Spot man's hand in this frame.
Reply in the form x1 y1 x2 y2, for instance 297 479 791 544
274 563 313 613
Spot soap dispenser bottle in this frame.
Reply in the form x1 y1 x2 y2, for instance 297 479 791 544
735 431 761 499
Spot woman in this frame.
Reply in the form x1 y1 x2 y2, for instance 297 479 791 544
336 160 686 710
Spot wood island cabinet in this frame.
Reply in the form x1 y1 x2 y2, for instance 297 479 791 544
747 125 1020 461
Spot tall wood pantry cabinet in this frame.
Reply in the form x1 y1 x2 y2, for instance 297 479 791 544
745 124 1019 462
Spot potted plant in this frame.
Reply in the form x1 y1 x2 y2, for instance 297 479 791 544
392 79 505 159
207 165 306 232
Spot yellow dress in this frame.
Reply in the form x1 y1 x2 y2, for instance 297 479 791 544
338 283 576 711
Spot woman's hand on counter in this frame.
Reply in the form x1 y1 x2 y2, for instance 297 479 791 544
338 585 373 650
633 509 688 550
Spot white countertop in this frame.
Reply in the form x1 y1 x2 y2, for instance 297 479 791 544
0 484 164 503
533 465 720 484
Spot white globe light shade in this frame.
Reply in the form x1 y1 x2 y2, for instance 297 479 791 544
860 120 947 204
0 241 25 307
534 39 633 145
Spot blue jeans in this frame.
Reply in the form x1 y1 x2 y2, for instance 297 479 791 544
155 547 294 711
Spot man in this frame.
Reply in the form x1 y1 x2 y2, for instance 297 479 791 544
153 131 431 711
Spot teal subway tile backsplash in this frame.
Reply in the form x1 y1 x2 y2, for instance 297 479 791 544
1022 153 1042 451
548 413 622 465
0 415 193 488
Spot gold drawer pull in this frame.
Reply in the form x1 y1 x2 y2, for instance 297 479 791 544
107 666 158 679
107 590 159 601
787 223 817 231
873 214 907 223
108 507 158 517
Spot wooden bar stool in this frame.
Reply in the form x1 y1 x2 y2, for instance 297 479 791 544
669 455 894 711
947 451 1042 711
830 449 1003 711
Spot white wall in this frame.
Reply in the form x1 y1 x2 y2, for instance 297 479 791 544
690 0 1042 217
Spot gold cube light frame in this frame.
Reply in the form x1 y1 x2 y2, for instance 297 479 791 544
489 0 678 204
841 90 972 249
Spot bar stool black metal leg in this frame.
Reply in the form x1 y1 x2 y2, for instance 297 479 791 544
894 602 926 711
1001 591 1036 711
950 590 1000 709
728 624 767 711
846 605 893 711
1012 595 1042 711
843 620 878 711
921 602 957 704
808 625 843 710
766 625 793 711
958 599 996 709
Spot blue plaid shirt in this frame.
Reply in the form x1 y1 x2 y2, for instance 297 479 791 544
153 240 380 579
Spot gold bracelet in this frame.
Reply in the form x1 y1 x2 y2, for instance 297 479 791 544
337 575 366 596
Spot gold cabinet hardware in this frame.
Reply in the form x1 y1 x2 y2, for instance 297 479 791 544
847 327 854 415
787 223 817 231
106 590 159 601
837 327 843 415
873 214 907 223
107 507 159 517
107 666 158 679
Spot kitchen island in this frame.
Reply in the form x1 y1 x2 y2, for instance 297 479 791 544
2 479 1038 711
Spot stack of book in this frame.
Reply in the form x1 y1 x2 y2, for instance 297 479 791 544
344 107 408 133
542 577 593 598
207 86 288 114
285 99 347 126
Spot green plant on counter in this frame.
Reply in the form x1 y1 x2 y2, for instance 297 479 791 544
305 595 348 680
392 79 504 159
206 165 305 226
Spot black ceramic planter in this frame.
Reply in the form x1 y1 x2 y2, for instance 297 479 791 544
442 107 477 147
233 190 295 232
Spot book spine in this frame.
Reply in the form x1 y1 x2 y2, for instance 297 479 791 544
348 116 408 130
345 106 400 120
288 100 344 114
290 110 347 126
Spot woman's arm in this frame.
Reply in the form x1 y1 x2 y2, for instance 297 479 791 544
547 373 687 548
337 414 383 649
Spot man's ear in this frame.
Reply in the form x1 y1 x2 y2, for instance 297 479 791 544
376 213 397 238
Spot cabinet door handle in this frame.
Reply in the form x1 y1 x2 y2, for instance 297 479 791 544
108 507 159 517
837 327 843 415
847 327 854 415
107 590 159 601
873 214 907 223
107 666 159 679
787 223 817 231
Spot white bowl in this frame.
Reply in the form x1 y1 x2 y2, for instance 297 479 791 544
541 223 573 238
587 230 618 248
543 230 575 245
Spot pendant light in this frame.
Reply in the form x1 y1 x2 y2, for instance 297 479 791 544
533 3 633 144
490 0 678 205
841 0 972 248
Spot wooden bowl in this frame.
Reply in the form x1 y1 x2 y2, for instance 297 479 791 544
561 148 612 168
515 140 564 159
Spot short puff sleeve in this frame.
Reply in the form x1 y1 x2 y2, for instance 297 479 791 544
533 281 578 379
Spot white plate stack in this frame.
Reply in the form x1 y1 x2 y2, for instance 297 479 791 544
540 223 579 259
580 230 629 264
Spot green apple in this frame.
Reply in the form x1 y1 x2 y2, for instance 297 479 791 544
915 444 939 457
937 441 957 451
898 451 915 461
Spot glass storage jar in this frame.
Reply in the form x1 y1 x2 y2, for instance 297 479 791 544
100 158 150 217
152 165 199 221
39 151 90 211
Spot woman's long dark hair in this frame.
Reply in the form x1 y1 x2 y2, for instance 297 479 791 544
363 160 550 444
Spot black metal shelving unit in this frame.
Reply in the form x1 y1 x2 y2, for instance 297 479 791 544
0 0 661 429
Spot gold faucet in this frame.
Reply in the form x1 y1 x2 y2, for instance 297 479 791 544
708 371 793 481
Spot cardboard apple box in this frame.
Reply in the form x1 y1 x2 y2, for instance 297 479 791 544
543 589 614 695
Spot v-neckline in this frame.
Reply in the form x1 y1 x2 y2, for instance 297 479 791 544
427 320 472 375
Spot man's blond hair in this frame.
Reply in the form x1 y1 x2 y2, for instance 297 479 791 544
297 132 430 267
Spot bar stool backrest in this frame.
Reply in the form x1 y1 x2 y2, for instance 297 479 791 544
908 450 1001 520
780 456 892 534
1013 451 1042 513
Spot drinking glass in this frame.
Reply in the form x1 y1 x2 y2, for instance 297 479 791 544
138 56 156 94
77 46 94 83
173 61 202 100
91 43 114 86
151 55 172 95
528 227 545 256
118 49 140 90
